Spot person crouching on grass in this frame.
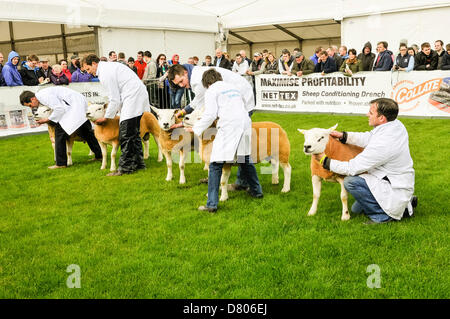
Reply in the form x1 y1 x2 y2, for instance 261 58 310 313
20 87 102 169
184 69 263 213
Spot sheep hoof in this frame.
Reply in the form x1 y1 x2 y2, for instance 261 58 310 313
166 176 173 181
307 210 317 216
179 178 186 184
341 213 351 221
100 166 106 170
220 195 228 202
272 178 279 185
281 187 290 193
144 155 149 160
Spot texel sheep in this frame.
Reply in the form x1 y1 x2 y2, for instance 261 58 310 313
298 124 363 221
34 105 92 165
150 106 193 184
183 108 291 201
86 103 163 171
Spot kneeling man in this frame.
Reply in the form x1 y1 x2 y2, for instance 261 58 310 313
20 87 102 169
314 98 417 224
185 69 263 212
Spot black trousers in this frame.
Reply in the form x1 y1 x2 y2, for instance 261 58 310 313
118 115 145 173
54 120 102 166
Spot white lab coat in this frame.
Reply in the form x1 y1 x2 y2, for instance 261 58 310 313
189 66 254 113
36 86 88 135
231 60 253 86
330 119 415 220
96 61 149 122
193 81 252 163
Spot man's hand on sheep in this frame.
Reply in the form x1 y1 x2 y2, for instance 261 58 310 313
330 131 343 139
95 118 108 125
184 127 193 133
170 123 183 130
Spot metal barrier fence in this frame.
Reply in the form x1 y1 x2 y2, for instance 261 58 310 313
145 79 195 109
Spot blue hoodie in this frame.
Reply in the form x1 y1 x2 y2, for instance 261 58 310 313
3 51 23 86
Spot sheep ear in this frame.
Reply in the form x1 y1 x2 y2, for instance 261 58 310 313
150 105 159 115
103 103 108 110
297 129 306 135
328 123 338 132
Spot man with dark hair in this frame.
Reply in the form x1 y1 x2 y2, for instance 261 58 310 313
414 42 438 70
309 46 323 65
117 52 127 66
314 50 337 75
314 98 416 224
185 69 263 212
19 87 102 169
135 51 147 79
373 41 393 71
68 55 80 74
279 49 295 75
83 54 149 176
435 40 445 69
108 51 117 62
441 43 450 70
142 50 157 84
326 46 343 70
202 55 213 66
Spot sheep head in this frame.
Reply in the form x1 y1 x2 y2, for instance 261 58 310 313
150 105 179 131
182 107 204 128
297 124 338 155
86 103 108 121
34 105 52 120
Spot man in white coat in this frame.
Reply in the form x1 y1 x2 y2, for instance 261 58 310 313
83 54 149 176
314 98 417 224
20 87 102 168
168 64 255 189
185 69 263 212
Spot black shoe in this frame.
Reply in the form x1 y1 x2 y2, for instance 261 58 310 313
411 196 418 209
198 205 217 213
248 190 264 199
229 183 249 191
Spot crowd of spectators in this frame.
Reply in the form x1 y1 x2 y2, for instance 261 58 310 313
0 39 449 108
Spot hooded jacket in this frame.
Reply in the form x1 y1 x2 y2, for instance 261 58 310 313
357 42 376 71
373 49 394 71
71 68 93 82
2 51 23 86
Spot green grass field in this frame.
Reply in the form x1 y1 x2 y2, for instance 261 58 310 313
0 112 449 299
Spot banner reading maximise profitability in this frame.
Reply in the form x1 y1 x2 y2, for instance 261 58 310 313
255 70 450 117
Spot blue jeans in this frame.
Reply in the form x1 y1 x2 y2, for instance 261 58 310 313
235 111 254 187
206 155 263 209
344 176 393 223
169 87 184 109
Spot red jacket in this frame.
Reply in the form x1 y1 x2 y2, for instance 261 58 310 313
135 60 147 79
62 68 72 82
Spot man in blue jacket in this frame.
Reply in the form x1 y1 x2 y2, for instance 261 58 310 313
373 41 394 71
2 51 23 86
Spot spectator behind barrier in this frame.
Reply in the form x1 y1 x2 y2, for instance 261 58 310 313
169 54 180 65
59 59 72 82
155 53 170 108
117 52 127 66
50 64 69 85
0 51 5 86
231 53 252 85
135 51 147 79
314 50 337 75
407 47 416 59
338 45 349 60
340 48 362 76
127 57 138 75
247 52 265 76
411 44 419 55
434 40 445 69
393 43 414 72
202 55 213 66
193 56 199 66
239 50 253 66
39 57 52 81
327 46 343 70
414 42 438 71
263 52 279 74
3 51 23 86
213 48 232 70
309 46 322 65
71 64 93 82
357 42 375 71
373 41 394 71
291 51 315 76
142 50 157 84
20 54 45 86
108 51 117 62
68 55 80 74
279 49 295 75
441 43 450 70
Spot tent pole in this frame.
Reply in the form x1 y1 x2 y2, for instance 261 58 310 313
9 22 15 52
61 25 68 61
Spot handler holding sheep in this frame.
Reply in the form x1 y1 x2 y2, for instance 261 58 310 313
185 69 263 212
83 54 149 176
168 64 255 190
314 98 417 224
19 87 102 169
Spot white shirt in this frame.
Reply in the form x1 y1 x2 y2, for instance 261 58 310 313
96 61 149 122
188 66 254 113
36 86 88 135
193 81 251 162
232 60 252 85
330 119 415 220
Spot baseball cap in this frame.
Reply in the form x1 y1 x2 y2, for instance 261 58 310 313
253 52 261 57
70 55 80 60
294 52 303 58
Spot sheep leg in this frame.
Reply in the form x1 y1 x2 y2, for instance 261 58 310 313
307 175 322 216
336 176 350 221
163 149 173 181
66 140 74 166
99 142 108 170
179 149 186 184
110 141 119 172
271 158 279 184
280 162 291 193
154 136 163 162
143 139 150 160
220 164 232 201
88 149 94 156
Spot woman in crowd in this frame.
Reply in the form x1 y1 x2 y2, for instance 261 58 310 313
340 48 362 76
168 54 180 65
263 52 279 74
71 65 93 82
156 54 170 108
407 47 416 59
59 59 72 82
127 57 138 74
392 44 414 72
50 64 69 85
